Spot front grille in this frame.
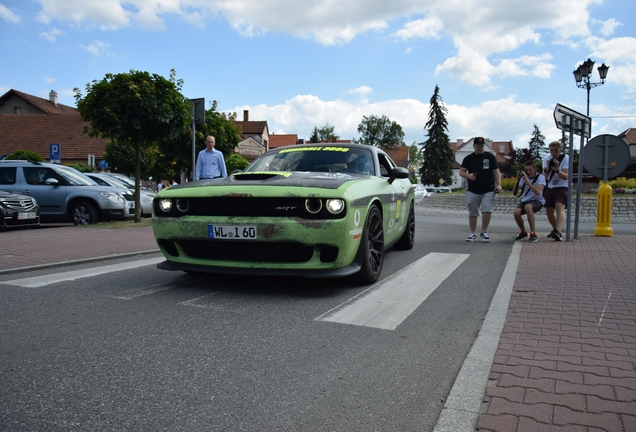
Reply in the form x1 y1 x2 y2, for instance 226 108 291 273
156 197 346 220
1 199 36 211
179 240 315 263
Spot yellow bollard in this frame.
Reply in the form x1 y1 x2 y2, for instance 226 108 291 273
594 181 613 237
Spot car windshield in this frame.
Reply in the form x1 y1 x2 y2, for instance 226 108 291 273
245 146 375 175
99 175 130 189
52 165 99 186
108 174 135 188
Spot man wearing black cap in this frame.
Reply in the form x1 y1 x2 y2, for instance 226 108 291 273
459 137 502 242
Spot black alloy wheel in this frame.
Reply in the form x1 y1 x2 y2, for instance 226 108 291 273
357 205 384 284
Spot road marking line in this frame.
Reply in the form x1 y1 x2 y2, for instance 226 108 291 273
110 283 174 299
178 292 224 308
315 252 469 330
0 257 165 288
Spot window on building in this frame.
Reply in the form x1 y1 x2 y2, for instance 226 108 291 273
13 107 21 114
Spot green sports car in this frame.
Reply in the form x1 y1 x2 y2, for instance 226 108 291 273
152 143 415 284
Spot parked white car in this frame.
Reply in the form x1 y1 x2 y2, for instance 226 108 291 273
86 173 154 217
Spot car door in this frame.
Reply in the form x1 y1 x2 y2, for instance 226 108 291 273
377 153 410 243
21 167 67 217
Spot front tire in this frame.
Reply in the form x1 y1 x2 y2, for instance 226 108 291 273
72 201 98 225
357 205 384 284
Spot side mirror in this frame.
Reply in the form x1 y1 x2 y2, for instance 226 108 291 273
44 178 59 186
388 167 409 184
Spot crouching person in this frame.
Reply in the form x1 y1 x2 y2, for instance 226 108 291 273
513 160 545 243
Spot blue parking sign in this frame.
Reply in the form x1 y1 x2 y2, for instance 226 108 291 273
50 144 60 163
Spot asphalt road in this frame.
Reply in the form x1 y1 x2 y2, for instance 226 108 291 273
1 213 633 431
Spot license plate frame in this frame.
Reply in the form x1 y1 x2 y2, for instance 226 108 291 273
17 212 37 220
208 225 257 240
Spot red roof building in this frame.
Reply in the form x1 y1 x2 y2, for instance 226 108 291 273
0 89 109 165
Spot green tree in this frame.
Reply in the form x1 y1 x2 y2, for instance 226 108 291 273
409 142 423 181
225 153 250 173
420 85 454 187
74 69 191 222
355 115 405 147
6 150 44 162
103 140 155 178
156 100 241 181
309 127 320 143
528 124 547 161
317 123 338 142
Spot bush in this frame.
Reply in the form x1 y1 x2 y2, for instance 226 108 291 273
608 177 636 189
225 153 250 173
501 177 518 191
6 150 44 162
68 163 96 173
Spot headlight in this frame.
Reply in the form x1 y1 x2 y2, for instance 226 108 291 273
158 199 173 213
326 199 345 214
101 191 125 204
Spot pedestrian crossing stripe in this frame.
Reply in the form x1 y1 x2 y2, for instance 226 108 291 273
315 252 470 330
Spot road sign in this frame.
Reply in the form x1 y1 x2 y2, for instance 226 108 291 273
553 103 591 138
49 143 60 163
189 98 205 125
583 134 630 181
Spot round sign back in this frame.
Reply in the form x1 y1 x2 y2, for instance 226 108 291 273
583 134 630 180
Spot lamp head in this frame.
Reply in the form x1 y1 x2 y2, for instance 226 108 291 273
597 63 609 82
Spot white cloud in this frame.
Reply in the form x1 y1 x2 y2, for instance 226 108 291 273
0 3 20 23
230 93 563 149
81 40 112 57
28 0 613 88
39 27 63 42
44 76 56 83
392 15 443 41
586 36 636 93
597 18 621 37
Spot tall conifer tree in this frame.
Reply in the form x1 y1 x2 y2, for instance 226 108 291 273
420 85 454 187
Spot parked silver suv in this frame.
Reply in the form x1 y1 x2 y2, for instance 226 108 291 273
0 160 129 225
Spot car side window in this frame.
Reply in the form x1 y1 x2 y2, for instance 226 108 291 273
377 154 395 178
0 167 17 185
23 168 43 185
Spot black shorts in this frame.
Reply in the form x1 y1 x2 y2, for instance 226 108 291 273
516 200 543 215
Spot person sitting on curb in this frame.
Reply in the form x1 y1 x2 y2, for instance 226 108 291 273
512 160 546 243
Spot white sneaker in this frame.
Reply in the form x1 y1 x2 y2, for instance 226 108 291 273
466 234 476 242
480 233 490 242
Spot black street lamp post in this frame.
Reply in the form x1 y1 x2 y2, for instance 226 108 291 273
573 58 609 116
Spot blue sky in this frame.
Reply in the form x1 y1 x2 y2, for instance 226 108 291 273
1 0 635 149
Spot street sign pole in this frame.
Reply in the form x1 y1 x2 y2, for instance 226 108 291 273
553 103 590 242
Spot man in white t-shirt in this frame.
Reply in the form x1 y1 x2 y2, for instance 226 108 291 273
513 160 546 243
542 141 569 241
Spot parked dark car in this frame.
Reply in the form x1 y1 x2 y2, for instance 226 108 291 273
0 190 40 229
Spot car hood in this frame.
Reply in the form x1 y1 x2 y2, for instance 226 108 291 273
173 171 366 190
0 189 34 200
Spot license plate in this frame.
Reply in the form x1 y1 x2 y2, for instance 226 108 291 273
17 212 37 220
208 225 257 240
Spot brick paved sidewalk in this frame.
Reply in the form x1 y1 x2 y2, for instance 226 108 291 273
477 235 636 432
0 224 158 273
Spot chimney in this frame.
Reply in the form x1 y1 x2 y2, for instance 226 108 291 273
457 138 463 147
243 110 249 121
49 90 58 106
